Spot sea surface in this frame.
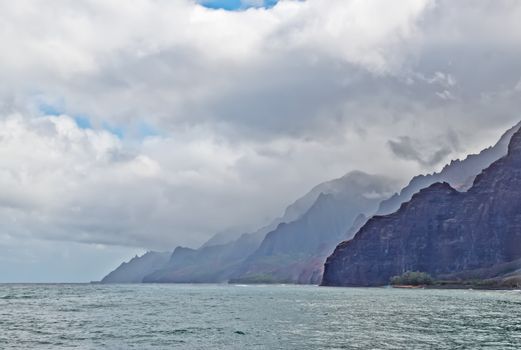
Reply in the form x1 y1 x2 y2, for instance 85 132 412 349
0 284 520 349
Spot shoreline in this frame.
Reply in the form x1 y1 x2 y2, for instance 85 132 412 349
1 282 519 291
392 284 520 291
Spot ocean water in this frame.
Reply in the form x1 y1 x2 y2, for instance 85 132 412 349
0 284 520 349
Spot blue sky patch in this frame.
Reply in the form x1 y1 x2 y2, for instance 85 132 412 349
200 0 278 10
74 115 92 129
137 121 161 138
38 103 63 116
102 122 125 139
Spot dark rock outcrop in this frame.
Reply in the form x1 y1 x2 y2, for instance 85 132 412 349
322 127 521 287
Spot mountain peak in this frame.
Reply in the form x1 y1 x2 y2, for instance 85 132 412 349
507 125 521 156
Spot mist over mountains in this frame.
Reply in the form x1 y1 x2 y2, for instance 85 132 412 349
229 172 398 284
101 122 521 285
142 171 398 284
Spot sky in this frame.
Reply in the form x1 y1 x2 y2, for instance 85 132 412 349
0 0 520 282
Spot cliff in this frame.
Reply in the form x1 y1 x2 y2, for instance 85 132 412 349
322 126 521 286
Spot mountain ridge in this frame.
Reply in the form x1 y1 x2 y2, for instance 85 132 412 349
377 121 521 215
101 122 521 285
101 251 170 284
322 124 521 287
230 172 399 284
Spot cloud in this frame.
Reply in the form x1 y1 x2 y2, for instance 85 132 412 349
0 112 406 251
388 136 452 167
0 0 431 129
0 0 520 264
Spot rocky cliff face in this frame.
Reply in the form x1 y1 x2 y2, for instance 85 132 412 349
377 122 521 215
322 127 521 287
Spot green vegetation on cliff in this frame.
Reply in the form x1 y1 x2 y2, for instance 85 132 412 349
390 271 434 286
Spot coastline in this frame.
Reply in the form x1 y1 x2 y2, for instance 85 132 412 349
392 284 521 291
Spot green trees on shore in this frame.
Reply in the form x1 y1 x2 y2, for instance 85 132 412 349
390 271 434 286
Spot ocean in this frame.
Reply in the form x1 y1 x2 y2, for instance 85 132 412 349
0 284 520 349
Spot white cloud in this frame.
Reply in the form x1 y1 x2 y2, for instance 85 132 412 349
0 0 520 269
0 112 408 250
0 0 432 127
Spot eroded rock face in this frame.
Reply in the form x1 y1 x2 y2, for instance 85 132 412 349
322 128 521 287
